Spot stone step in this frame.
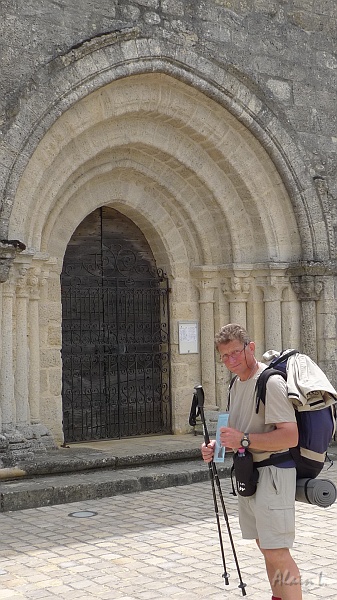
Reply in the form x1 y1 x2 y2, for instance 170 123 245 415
0 456 233 512
1 432 336 512
0 433 234 512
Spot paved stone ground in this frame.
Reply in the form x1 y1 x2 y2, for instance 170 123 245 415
0 463 336 599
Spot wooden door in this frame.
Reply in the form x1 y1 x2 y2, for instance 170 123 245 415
61 207 171 441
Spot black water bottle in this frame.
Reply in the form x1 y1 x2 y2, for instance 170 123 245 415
233 447 259 497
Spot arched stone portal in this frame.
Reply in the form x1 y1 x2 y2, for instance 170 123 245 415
0 62 334 455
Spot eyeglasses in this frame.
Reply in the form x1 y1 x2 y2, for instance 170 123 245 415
220 343 248 363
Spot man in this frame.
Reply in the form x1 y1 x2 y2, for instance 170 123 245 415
201 323 302 600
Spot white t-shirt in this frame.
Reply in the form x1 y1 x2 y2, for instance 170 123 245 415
228 363 297 462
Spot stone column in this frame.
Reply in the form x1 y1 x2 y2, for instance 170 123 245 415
27 266 42 424
195 278 217 409
15 266 30 426
257 277 287 351
0 279 16 430
281 285 301 350
222 275 251 328
289 274 323 361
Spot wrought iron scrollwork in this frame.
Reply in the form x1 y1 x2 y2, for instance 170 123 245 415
61 242 171 442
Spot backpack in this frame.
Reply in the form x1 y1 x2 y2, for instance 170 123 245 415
229 349 337 479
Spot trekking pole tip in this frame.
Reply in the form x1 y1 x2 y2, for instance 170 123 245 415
222 572 230 586
238 581 247 596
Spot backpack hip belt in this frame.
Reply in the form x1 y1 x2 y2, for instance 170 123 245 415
254 451 293 468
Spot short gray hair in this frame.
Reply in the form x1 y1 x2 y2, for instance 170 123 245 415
214 323 251 349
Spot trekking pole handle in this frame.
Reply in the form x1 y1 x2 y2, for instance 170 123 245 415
194 384 210 446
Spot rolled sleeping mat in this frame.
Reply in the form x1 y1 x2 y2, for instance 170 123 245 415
296 478 337 508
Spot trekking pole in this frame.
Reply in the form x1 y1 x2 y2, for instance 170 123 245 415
195 384 247 596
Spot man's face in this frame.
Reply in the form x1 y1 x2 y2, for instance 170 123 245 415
218 339 256 379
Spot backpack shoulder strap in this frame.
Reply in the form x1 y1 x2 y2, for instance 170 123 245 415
227 375 237 410
255 368 287 413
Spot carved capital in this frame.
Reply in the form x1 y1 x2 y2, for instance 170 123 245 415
15 266 31 298
27 267 42 299
256 276 288 302
192 266 218 304
195 278 216 303
0 240 26 283
222 275 251 301
289 275 323 302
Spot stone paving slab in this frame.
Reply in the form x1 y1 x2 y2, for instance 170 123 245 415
0 462 336 599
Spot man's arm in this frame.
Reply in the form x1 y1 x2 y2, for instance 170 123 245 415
220 422 298 451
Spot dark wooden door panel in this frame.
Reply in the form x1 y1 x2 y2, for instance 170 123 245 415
61 207 171 442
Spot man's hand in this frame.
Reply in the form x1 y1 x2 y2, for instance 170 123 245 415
201 440 216 463
219 426 242 450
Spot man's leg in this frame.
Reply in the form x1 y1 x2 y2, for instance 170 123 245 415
254 467 299 599
260 546 302 600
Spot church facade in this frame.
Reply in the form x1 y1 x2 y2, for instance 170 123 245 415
0 1 336 462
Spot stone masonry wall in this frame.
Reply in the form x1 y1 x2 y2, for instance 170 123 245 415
0 0 337 458
0 0 336 208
